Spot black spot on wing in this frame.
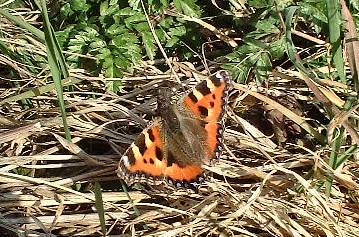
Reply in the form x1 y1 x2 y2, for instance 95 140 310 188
155 146 163 161
196 82 211 96
149 158 155 164
147 129 155 142
127 149 136 165
188 92 198 103
136 133 146 156
210 101 214 107
198 106 209 117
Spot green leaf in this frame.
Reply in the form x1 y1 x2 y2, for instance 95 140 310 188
129 0 141 10
173 0 201 17
106 80 122 92
39 0 71 141
349 0 359 11
94 182 106 236
248 0 271 8
169 25 187 36
114 53 130 69
126 44 142 64
106 24 127 36
255 17 280 34
159 17 174 29
117 7 138 16
0 8 45 41
299 1 327 32
133 22 150 32
60 3 74 17
142 32 156 60
100 1 120 17
155 28 166 42
113 33 139 48
148 0 169 12
268 36 286 59
89 38 107 50
165 36 180 47
326 0 346 83
254 52 271 84
70 0 90 12
124 13 146 28
100 1 109 16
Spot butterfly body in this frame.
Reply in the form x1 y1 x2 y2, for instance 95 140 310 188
117 70 231 188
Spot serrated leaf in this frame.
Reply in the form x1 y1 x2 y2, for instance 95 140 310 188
142 32 156 60
299 1 328 32
254 52 271 84
300 2 327 22
106 24 127 36
129 0 141 10
100 1 108 16
83 27 100 38
103 54 114 78
349 0 359 11
114 53 130 69
125 14 146 28
155 28 166 42
117 7 138 16
126 44 141 63
165 36 180 47
68 44 83 52
89 39 106 50
70 0 89 12
109 0 118 5
276 0 294 10
268 37 286 58
60 3 74 17
255 17 280 34
133 22 150 32
173 0 201 17
159 17 174 28
169 25 186 36
148 0 169 11
106 80 122 92
222 62 251 83
248 0 271 8
101 3 119 16
113 33 138 48
97 48 111 60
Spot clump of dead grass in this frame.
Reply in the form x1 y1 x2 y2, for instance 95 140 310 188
1 5 359 237
1 63 359 236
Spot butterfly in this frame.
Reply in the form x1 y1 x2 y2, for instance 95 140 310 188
117 70 231 188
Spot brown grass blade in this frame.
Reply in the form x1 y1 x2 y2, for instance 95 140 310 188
340 0 359 92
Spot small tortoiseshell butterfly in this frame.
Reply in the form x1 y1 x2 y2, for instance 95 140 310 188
117 70 231 188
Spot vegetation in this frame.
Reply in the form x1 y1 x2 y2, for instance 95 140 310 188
0 0 358 236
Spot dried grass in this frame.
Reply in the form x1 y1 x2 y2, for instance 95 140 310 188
1 7 359 237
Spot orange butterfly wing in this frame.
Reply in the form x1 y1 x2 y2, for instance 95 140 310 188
117 71 231 187
183 70 230 160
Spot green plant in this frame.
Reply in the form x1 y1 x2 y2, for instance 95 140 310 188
55 0 203 92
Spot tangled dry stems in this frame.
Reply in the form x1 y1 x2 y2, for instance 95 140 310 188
1 7 359 237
